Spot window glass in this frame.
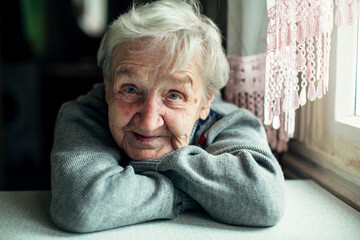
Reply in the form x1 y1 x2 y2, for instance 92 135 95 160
72 0 108 38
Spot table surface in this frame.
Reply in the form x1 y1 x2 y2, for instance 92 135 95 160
0 180 359 240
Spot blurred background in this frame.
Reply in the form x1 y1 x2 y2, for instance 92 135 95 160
0 0 227 190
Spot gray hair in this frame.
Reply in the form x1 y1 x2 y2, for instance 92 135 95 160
97 0 229 99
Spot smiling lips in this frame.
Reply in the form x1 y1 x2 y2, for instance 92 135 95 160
133 132 160 143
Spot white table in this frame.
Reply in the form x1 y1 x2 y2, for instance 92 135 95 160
0 180 359 240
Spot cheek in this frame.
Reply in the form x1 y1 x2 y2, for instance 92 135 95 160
108 100 138 129
165 109 198 136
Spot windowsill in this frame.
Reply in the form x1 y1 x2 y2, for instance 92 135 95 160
282 140 360 212
336 116 360 134
327 116 360 148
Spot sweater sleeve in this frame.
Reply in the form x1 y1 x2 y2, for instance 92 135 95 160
49 84 184 233
130 109 285 227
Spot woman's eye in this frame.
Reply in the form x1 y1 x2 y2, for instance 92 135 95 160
168 92 181 100
125 87 137 94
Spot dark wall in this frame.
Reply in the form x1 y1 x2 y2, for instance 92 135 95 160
0 0 132 190
0 0 227 190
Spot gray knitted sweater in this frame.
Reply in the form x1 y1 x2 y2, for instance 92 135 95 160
50 83 285 233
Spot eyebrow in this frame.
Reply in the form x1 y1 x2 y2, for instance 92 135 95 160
170 72 194 88
114 65 195 88
115 66 135 78
114 66 146 84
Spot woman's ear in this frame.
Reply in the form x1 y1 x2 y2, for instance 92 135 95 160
199 92 215 120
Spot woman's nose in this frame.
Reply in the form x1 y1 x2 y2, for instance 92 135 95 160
134 96 165 132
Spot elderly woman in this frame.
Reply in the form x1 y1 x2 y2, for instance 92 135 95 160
50 0 285 233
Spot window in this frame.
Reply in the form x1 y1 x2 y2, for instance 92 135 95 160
332 19 360 141
283 17 360 211
72 0 108 38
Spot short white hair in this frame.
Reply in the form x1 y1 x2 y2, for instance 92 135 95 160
97 0 229 99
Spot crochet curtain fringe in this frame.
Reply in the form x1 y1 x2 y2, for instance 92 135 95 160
225 54 290 152
225 0 358 152
335 0 360 26
264 0 334 136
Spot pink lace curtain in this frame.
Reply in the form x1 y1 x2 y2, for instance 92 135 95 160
224 0 337 152
225 55 289 152
225 0 357 152
225 1 289 152
335 0 360 25
264 0 333 137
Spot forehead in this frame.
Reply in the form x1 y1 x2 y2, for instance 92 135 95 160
112 41 203 79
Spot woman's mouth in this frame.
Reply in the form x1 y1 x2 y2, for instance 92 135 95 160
133 132 159 143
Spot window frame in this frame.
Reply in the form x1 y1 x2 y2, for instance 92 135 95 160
328 20 360 146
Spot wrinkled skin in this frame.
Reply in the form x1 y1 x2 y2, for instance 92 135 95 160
105 42 214 160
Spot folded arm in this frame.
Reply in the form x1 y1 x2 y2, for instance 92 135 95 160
130 109 285 227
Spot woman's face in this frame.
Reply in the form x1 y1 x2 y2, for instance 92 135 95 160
105 43 213 160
